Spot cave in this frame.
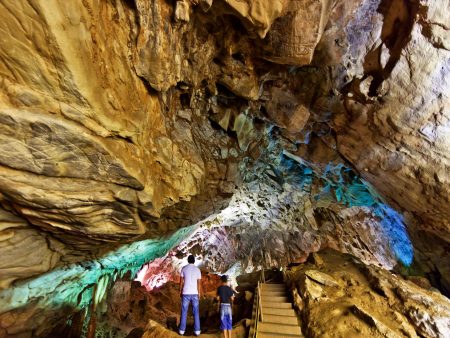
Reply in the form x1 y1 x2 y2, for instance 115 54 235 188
0 0 449 338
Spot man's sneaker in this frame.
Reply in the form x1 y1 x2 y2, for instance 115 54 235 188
194 331 201 336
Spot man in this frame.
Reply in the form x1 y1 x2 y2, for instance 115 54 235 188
216 275 235 338
179 255 202 336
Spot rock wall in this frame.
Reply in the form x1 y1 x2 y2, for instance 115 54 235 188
286 249 450 338
0 226 194 337
331 0 450 243
0 0 246 288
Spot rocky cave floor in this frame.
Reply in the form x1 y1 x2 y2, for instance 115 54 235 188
59 249 450 338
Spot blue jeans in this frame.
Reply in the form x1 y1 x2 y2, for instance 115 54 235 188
179 294 200 335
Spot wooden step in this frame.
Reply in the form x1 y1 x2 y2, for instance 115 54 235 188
262 302 292 309
257 333 303 338
258 322 302 335
261 283 285 289
263 308 296 316
261 287 286 293
261 288 286 293
261 296 289 303
261 291 287 297
263 314 299 325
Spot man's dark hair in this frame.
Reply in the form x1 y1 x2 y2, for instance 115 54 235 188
220 275 228 282
188 255 195 264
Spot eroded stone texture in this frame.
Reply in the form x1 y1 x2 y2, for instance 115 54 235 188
262 0 333 64
222 0 288 38
0 226 194 337
0 0 447 282
294 0 450 293
0 0 158 244
134 0 261 96
314 0 450 246
0 207 64 289
134 0 332 95
332 0 450 241
0 0 245 285
287 250 450 338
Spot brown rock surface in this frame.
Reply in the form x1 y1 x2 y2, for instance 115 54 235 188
262 0 333 64
0 208 64 289
0 0 345 293
0 0 247 287
287 249 450 338
331 0 450 241
134 168 410 293
222 0 288 38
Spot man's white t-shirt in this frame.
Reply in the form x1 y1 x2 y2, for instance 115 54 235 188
181 264 201 295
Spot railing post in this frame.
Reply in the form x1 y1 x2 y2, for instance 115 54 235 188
258 282 263 323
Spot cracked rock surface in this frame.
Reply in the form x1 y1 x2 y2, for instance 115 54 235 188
286 249 450 338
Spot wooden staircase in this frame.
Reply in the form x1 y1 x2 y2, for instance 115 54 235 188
250 282 303 338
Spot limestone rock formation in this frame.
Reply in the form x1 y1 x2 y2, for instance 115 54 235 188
262 0 333 64
0 208 63 289
332 0 450 243
0 0 244 288
135 152 415 293
222 0 289 38
287 250 450 338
